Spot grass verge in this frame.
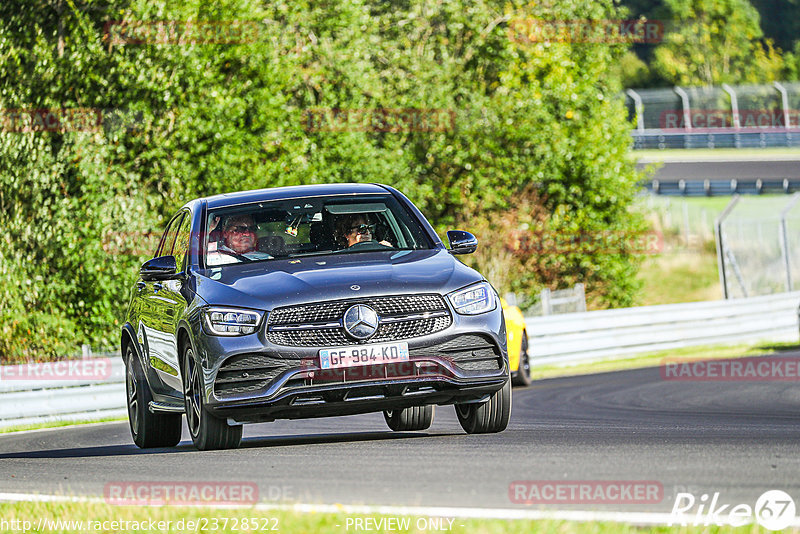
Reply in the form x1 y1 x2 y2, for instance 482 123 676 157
635 251 721 306
0 500 792 533
632 147 800 161
0 416 127 435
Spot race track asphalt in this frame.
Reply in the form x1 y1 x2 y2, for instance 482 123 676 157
637 158 800 183
2 354 799 514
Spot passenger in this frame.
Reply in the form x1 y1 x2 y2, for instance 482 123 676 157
335 214 392 248
207 214 272 265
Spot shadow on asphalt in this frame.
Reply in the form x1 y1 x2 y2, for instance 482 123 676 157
240 431 444 449
0 431 441 458
0 444 184 459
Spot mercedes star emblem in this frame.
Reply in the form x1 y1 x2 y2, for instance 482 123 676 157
343 304 379 340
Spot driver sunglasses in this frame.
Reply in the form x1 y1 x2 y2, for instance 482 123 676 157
349 223 375 235
227 225 257 234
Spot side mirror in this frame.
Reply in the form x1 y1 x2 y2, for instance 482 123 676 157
140 255 179 281
446 230 478 255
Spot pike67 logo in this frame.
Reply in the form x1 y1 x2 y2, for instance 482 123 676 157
670 490 796 530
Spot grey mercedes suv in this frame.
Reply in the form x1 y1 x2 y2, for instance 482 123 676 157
122 183 511 450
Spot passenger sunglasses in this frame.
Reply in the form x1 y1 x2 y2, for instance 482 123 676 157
349 224 375 235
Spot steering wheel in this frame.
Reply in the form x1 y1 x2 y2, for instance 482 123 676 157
347 240 391 251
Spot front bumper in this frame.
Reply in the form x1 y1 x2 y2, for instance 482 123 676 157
194 301 508 423
209 373 508 423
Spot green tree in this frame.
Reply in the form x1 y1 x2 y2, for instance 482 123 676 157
651 0 783 85
0 0 646 361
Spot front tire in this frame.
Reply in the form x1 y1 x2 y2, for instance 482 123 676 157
183 346 242 451
125 344 182 449
384 405 434 431
511 331 533 387
455 378 511 434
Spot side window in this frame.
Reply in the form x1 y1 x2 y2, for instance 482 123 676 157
155 213 184 258
172 212 193 272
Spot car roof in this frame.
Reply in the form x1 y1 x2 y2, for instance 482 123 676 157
201 183 392 210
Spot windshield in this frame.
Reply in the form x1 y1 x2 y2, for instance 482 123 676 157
204 193 433 267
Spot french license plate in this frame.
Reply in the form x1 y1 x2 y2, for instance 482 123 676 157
319 342 409 370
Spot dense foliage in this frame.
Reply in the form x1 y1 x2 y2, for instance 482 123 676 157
0 0 643 362
620 0 798 87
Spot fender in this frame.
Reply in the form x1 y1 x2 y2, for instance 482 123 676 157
121 321 149 387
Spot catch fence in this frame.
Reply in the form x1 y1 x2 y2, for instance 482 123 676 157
627 82 800 149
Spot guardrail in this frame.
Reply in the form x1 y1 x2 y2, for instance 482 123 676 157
526 291 800 365
632 130 800 150
2 291 799 428
523 284 587 316
626 82 800 149
0 354 126 429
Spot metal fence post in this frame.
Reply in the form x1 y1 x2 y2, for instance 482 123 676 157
575 283 586 312
716 195 740 299
722 83 741 148
775 81 791 130
540 288 552 316
721 83 741 129
626 89 645 133
674 86 692 149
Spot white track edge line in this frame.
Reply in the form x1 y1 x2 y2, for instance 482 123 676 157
2 492 800 527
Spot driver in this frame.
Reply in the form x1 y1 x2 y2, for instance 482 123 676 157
335 214 392 248
207 214 272 265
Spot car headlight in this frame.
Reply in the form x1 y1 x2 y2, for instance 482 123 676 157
202 307 265 336
448 282 496 315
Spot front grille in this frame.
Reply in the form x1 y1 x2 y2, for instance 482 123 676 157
269 294 447 325
214 353 298 398
268 328 347 347
267 294 452 347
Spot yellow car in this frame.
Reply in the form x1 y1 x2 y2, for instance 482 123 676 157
501 298 532 386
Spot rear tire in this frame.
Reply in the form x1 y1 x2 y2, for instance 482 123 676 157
125 344 182 449
183 346 242 451
511 331 533 387
383 405 434 431
455 378 511 434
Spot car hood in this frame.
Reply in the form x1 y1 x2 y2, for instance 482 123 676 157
193 249 484 311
